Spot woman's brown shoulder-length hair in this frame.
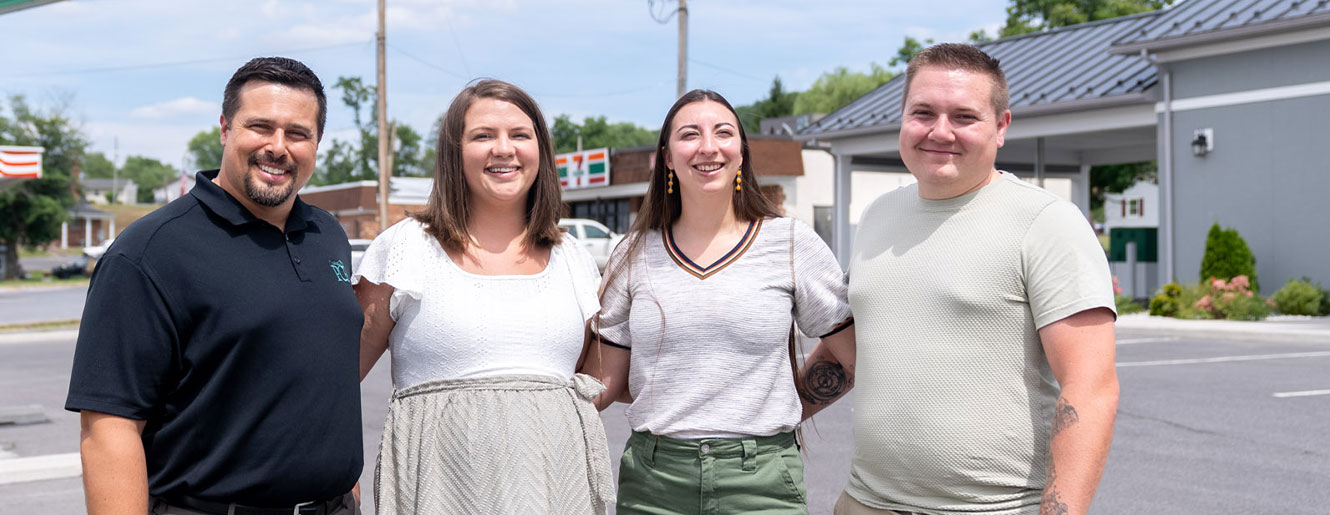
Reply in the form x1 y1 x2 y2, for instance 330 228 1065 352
411 79 564 253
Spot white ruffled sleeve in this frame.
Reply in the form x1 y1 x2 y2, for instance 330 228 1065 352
352 219 430 321
558 235 603 322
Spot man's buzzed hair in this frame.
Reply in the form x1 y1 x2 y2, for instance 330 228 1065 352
902 43 1009 117
222 57 328 141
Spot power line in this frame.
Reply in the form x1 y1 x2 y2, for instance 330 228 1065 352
532 80 671 99
386 43 468 80
689 59 765 82
647 0 681 23
6 41 370 79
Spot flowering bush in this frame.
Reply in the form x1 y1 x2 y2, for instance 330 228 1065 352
1188 275 1269 320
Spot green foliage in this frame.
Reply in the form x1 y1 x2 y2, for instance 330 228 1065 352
1153 277 1269 320
1200 223 1259 292
793 63 895 115
551 115 657 155
1000 0 1173 37
890 36 933 68
1271 278 1330 316
118 156 179 203
735 77 799 134
1148 282 1183 317
1116 295 1144 315
187 127 223 170
82 152 115 178
1090 161 1154 211
311 76 432 186
0 94 85 278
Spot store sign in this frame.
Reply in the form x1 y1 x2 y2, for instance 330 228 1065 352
0 0 67 16
556 148 609 189
0 146 43 179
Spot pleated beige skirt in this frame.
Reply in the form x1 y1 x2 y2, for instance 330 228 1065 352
374 374 614 515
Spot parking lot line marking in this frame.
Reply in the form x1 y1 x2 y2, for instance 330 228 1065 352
1117 351 1330 367
1115 337 1179 345
1272 389 1330 398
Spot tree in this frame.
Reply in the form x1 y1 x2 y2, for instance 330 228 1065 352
1090 161 1155 213
1000 0 1172 37
0 95 85 278
793 64 895 115
890 36 934 68
81 152 115 178
187 127 223 171
118 156 179 203
311 76 433 185
551 115 657 154
735 77 799 134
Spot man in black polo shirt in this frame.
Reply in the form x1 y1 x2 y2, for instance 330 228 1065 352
66 57 363 515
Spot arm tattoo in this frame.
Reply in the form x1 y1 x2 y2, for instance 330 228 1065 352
1052 397 1079 436
799 360 851 405
1039 488 1069 515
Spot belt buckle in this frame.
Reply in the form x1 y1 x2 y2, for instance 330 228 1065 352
292 500 316 515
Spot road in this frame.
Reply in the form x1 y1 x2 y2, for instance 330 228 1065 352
2 329 1327 514
0 286 87 325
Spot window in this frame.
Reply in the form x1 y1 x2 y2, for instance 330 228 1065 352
583 224 609 239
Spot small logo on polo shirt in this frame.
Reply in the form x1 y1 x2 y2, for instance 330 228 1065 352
330 260 351 283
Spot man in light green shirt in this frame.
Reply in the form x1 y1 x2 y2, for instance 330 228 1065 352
800 43 1119 515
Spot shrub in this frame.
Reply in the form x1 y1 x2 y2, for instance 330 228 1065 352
1149 283 1183 317
1189 276 1269 321
1116 295 1145 315
1272 278 1330 316
1199 223 1259 292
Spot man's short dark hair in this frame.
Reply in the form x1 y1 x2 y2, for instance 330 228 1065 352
902 43 1009 117
222 57 327 141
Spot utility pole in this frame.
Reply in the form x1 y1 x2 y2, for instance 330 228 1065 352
676 0 687 98
376 0 390 233
111 136 118 204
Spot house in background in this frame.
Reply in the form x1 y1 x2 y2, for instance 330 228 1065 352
298 178 433 240
153 171 198 204
80 178 137 205
1105 181 1160 297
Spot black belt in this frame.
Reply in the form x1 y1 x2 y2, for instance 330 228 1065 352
158 493 345 515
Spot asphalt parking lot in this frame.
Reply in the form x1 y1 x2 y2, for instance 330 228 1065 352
1 324 1327 514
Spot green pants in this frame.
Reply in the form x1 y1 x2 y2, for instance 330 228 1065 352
617 431 807 515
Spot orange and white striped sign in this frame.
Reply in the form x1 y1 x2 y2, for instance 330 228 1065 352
0 146 44 179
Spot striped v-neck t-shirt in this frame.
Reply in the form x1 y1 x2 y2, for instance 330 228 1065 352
596 216 852 439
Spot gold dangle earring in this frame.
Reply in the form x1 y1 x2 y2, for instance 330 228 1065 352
667 169 674 194
735 170 742 192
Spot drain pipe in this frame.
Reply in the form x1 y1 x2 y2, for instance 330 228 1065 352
1143 49 1174 285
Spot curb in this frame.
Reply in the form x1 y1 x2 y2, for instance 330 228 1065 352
1115 315 1330 344
0 453 81 485
0 329 79 346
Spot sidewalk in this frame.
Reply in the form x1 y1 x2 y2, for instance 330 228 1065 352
1115 313 1330 343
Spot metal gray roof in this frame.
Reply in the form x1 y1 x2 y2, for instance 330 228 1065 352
1113 0 1330 50
800 13 1160 137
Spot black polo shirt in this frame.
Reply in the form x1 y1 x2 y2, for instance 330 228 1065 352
66 170 364 507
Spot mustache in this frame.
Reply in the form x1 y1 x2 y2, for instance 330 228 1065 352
248 153 293 170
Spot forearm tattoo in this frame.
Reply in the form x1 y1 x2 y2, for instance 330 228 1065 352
1052 397 1079 436
1040 488 1069 515
799 360 851 405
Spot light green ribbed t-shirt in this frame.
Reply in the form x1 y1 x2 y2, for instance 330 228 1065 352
845 172 1114 515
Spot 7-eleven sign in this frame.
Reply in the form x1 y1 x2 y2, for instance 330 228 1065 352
556 148 609 189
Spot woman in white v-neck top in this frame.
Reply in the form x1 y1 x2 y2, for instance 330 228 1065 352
353 80 613 515
585 90 855 515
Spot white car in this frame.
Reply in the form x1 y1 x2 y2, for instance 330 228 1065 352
83 238 114 259
558 218 624 270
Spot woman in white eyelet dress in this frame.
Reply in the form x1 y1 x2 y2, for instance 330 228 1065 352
353 80 613 515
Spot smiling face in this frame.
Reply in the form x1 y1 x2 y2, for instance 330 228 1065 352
217 80 320 217
664 100 743 199
899 65 1011 200
460 98 541 209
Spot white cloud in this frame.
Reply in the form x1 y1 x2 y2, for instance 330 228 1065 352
129 97 220 120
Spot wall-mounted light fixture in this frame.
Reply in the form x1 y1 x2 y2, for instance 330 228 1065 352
1192 128 1214 157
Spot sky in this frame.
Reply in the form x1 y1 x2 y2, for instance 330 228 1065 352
1 0 1008 170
